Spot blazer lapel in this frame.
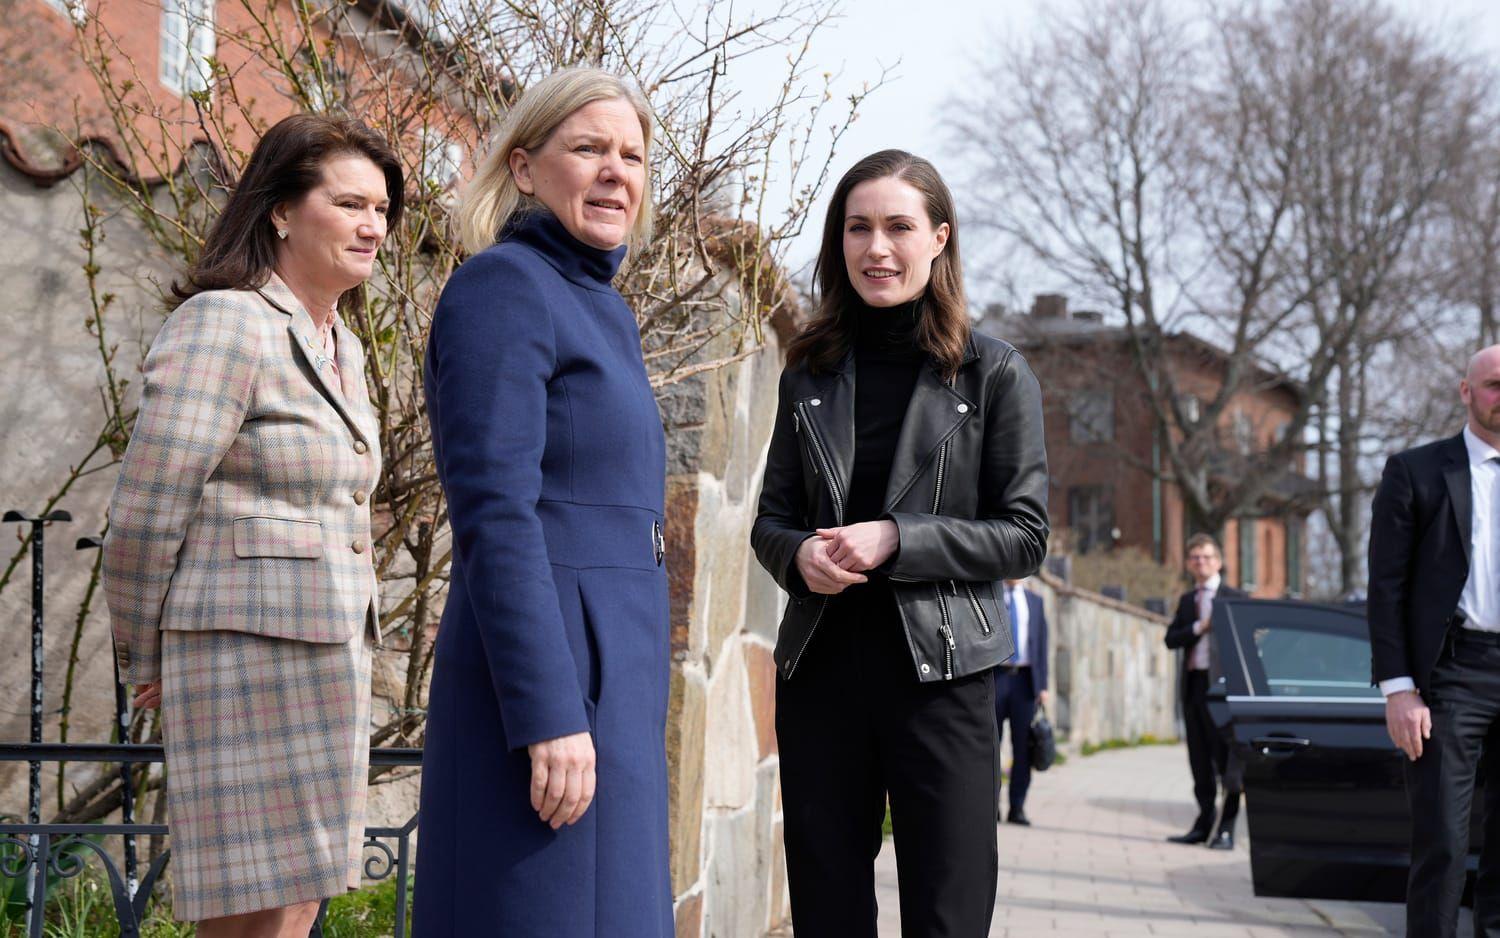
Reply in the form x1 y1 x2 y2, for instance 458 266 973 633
1443 434 1473 564
882 361 976 512
257 275 371 447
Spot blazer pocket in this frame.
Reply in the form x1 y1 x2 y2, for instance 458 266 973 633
232 515 324 559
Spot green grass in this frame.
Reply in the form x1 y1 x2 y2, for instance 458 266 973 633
0 871 408 938
1079 734 1177 756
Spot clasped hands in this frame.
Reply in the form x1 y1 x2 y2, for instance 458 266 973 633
794 520 899 595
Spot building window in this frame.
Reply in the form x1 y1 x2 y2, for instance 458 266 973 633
1177 394 1201 426
1238 516 1257 592
161 0 215 96
43 0 87 25
1231 410 1255 454
1068 389 1114 443
1068 485 1115 554
420 130 464 191
1286 517 1303 596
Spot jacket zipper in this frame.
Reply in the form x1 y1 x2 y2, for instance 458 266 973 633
937 621 955 680
965 583 992 635
786 400 846 679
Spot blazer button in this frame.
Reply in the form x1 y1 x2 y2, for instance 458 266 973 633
352 539 367 554
354 440 368 455
352 489 367 505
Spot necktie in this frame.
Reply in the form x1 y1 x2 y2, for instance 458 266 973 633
1007 589 1021 661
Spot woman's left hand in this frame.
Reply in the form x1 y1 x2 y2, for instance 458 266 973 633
815 520 899 573
132 682 162 710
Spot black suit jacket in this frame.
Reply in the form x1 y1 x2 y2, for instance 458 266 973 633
1368 433 1471 696
1163 582 1248 672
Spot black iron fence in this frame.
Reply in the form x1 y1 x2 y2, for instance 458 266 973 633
0 745 421 938
2 508 423 936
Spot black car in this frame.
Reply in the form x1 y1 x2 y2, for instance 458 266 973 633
1206 597 1482 902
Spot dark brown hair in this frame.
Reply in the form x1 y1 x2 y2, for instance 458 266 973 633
171 114 405 314
786 149 969 378
1185 533 1222 558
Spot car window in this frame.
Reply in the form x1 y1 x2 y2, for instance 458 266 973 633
1248 621 1381 698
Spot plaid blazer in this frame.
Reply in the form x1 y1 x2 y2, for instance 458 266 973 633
103 275 383 685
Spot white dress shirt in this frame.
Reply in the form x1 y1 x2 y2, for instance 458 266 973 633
1380 425 1500 698
1188 573 1221 671
1008 582 1030 666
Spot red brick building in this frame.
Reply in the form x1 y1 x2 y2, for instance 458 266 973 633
980 295 1315 598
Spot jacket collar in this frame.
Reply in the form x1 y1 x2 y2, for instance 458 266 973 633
1443 431 1473 563
824 334 981 377
795 346 977 518
256 272 373 446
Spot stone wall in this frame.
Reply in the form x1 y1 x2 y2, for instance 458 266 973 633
1029 570 1179 746
659 312 791 938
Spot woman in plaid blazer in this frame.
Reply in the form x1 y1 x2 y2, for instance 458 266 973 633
102 115 403 935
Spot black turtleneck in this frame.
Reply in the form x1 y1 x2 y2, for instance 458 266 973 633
847 298 925 524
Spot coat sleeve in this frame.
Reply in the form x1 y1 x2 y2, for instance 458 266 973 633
884 349 1050 583
426 251 590 751
751 368 815 599
1031 591 1049 693
1367 453 1416 685
1163 594 1198 650
102 294 261 685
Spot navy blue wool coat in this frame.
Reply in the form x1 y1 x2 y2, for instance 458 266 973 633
415 211 672 937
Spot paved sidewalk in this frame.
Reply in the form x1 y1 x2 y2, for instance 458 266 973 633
873 743 1445 936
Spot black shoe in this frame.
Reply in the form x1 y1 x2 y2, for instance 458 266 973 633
1207 829 1234 850
1006 810 1031 826
1167 828 1210 844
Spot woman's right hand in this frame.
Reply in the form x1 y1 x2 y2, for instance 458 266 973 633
132 682 162 710
528 731 597 829
795 535 868 595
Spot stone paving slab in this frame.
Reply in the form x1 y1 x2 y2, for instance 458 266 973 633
870 744 1461 936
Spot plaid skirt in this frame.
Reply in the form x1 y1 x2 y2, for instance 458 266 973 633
160 624 372 921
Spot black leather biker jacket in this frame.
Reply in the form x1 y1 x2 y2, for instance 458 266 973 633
751 332 1050 683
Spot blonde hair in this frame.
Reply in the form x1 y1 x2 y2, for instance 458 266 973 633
455 68 655 255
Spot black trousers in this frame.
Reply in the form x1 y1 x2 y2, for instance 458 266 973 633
776 609 999 938
1182 669 1240 834
1406 630 1500 938
994 667 1035 815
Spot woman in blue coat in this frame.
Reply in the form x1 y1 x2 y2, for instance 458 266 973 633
415 68 672 937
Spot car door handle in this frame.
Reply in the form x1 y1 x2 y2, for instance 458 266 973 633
1251 735 1311 755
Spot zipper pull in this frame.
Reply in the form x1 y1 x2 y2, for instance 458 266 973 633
793 410 801 433
940 624 955 648
948 580 959 597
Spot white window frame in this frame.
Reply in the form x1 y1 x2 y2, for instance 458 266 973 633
160 0 215 96
419 130 464 190
42 0 88 26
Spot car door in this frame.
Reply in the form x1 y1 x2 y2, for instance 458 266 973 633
1209 599 1415 902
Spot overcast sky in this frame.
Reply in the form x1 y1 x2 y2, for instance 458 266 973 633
754 0 1500 286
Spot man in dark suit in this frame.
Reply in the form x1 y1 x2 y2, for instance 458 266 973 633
1163 533 1245 849
995 578 1049 825
1369 347 1500 937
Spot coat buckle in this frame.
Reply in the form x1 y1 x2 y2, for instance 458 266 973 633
652 519 665 567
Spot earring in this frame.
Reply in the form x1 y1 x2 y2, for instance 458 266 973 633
276 229 288 240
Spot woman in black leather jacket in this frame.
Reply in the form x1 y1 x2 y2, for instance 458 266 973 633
751 150 1049 937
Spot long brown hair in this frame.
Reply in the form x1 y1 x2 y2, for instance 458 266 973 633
787 149 969 377
171 114 405 314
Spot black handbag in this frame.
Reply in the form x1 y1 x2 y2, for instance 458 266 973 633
1029 706 1057 772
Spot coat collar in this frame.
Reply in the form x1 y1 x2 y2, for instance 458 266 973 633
1442 431 1473 564
795 344 977 518
256 272 373 446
